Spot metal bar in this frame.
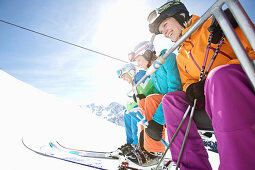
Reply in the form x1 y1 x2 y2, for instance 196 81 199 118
226 0 255 51
213 7 255 90
150 33 156 43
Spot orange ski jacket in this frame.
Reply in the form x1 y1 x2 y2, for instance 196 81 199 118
177 15 255 91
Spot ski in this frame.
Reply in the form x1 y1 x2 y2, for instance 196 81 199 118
56 141 175 169
22 138 119 169
23 138 174 170
55 141 120 159
56 141 174 170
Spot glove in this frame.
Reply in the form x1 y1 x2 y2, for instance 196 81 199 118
133 94 146 103
145 120 163 141
208 8 238 44
185 80 205 106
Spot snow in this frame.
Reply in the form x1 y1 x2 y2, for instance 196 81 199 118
0 69 125 170
0 69 219 169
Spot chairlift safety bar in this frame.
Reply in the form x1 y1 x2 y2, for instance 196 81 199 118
133 0 255 93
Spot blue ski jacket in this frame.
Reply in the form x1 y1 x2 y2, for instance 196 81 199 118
151 50 182 125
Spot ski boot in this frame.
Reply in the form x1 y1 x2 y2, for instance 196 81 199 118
123 147 163 169
109 143 136 158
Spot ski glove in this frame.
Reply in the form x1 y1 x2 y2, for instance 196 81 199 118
133 94 146 103
145 120 163 141
208 8 238 44
185 79 205 106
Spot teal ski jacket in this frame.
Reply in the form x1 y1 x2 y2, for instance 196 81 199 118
151 50 182 125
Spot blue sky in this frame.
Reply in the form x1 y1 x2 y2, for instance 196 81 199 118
1 0 254 105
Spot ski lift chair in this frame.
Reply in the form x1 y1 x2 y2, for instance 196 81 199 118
193 110 214 138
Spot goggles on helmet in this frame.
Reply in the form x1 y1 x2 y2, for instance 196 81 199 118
128 43 151 62
147 1 182 24
116 69 123 78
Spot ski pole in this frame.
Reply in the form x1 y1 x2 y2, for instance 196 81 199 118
128 111 168 147
128 111 148 126
204 35 225 77
175 100 197 170
155 105 191 170
160 139 168 147
199 32 213 79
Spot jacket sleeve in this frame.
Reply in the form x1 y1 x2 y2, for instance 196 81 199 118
152 53 183 125
166 53 183 92
176 57 198 92
226 26 255 64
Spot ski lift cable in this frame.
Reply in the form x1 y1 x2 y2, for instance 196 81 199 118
0 19 129 64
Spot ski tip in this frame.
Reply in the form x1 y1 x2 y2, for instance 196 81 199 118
49 142 54 148
69 151 79 155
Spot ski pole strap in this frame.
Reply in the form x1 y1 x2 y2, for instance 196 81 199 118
199 32 213 80
129 106 144 120
128 110 148 127
136 110 144 120
204 35 225 78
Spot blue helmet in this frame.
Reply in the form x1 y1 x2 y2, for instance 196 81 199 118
117 63 137 79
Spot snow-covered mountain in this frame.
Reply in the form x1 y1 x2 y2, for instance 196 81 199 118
82 102 126 127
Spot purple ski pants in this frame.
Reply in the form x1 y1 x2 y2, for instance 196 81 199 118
162 64 255 170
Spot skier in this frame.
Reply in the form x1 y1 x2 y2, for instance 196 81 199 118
148 1 255 169
116 63 157 156
125 41 182 167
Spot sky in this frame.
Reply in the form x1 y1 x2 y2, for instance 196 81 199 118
0 0 254 106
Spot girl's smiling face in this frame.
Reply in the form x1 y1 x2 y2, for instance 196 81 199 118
158 17 183 42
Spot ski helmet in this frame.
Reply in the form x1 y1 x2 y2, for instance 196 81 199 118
117 63 137 79
148 1 190 35
128 41 155 62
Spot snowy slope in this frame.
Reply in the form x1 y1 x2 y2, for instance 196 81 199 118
0 69 126 170
0 69 219 169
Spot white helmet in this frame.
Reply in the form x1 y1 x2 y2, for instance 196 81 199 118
117 63 137 79
128 41 155 62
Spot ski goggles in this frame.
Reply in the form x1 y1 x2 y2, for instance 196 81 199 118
116 69 123 78
147 1 181 24
128 52 136 62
